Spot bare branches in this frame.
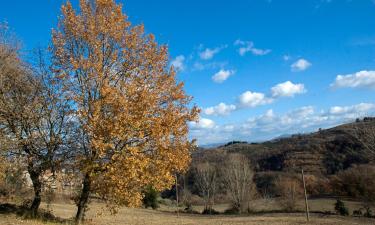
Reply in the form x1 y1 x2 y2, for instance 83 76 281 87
221 154 256 213
194 162 217 212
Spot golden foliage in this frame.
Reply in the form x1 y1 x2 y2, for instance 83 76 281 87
51 0 199 208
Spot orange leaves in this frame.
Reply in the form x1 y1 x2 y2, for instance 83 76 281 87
52 0 199 209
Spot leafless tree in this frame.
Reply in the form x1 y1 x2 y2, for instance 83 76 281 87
0 26 72 216
194 162 217 213
275 176 303 211
221 153 256 213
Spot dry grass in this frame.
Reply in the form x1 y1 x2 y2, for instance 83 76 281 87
0 199 374 225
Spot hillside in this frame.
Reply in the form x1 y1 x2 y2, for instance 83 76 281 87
195 117 375 176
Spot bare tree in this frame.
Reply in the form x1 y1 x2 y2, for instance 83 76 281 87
194 162 217 213
0 27 72 216
275 176 303 212
221 154 256 213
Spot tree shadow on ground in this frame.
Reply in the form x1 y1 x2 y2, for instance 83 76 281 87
0 203 73 224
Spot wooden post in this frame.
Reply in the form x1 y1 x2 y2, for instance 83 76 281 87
175 174 179 217
301 169 310 222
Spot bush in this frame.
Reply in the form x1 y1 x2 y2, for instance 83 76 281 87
224 206 240 214
142 186 159 209
201 207 220 215
363 206 373 218
334 199 349 216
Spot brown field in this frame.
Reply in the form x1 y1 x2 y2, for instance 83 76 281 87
0 198 374 225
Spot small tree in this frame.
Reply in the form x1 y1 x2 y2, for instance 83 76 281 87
334 199 349 216
222 154 256 213
142 186 159 210
276 176 303 212
0 26 72 216
194 162 217 213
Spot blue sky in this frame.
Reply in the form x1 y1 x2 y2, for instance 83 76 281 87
2 0 375 145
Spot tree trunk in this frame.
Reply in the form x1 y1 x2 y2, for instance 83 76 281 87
28 166 42 217
75 173 91 224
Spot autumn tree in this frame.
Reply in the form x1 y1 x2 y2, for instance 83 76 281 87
0 24 72 216
222 154 256 213
194 162 217 213
51 0 198 223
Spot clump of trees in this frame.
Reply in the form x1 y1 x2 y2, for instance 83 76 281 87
331 164 375 209
190 153 257 214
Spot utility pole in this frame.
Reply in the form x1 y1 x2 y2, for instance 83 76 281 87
301 169 310 222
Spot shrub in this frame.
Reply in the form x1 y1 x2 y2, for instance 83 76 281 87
201 207 220 215
142 186 159 209
363 206 373 218
224 206 240 214
334 199 349 216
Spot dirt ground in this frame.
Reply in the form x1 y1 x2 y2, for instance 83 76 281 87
0 200 374 225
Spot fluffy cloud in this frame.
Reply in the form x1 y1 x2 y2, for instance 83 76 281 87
234 40 271 56
291 58 311 72
204 103 236 116
203 81 306 117
271 81 306 98
212 69 235 83
189 117 216 130
331 70 375 89
238 91 273 108
170 55 185 71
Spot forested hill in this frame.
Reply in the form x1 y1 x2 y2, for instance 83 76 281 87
194 117 375 176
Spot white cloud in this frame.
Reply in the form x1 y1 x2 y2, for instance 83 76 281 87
212 69 235 83
192 61 228 71
329 103 375 116
238 91 273 108
204 103 236 116
170 55 185 71
234 40 271 56
271 81 306 98
291 58 311 72
189 103 375 146
189 117 216 130
203 81 306 117
331 70 375 89
199 45 228 60
199 46 226 60
289 106 315 118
